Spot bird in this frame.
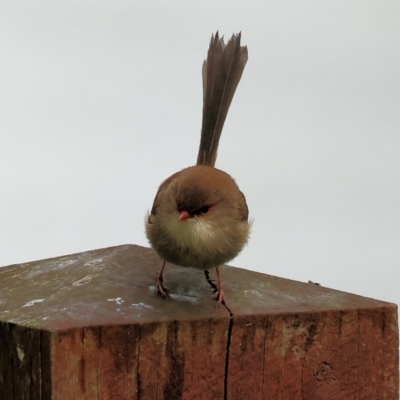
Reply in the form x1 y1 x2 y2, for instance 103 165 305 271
145 32 251 304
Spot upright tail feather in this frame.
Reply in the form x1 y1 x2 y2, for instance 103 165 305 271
196 32 248 167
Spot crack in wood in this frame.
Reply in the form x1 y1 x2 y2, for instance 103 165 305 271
40 330 51 399
80 328 85 393
96 327 102 399
203 269 234 399
10 325 15 400
204 270 217 293
39 330 43 399
164 321 185 399
261 320 267 399
223 312 233 400
136 327 142 399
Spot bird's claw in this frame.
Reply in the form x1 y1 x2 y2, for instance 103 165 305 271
155 273 170 299
212 289 226 306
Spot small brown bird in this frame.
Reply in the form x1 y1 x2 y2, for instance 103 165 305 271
145 32 251 304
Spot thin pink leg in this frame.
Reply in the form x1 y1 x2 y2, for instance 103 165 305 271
212 266 226 304
156 260 169 298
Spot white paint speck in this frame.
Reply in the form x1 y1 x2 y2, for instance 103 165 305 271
58 259 77 267
131 302 153 310
22 299 45 307
107 297 124 305
72 275 93 286
243 289 263 298
84 258 103 267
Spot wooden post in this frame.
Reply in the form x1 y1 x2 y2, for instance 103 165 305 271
0 244 398 399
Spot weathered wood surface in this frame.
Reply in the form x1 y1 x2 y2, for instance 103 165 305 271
0 244 398 399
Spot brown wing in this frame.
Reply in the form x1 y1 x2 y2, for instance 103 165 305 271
237 189 249 222
149 170 182 218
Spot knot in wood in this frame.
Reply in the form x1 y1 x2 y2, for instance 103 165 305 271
314 361 333 382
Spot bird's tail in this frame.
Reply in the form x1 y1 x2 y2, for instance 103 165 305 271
196 32 248 167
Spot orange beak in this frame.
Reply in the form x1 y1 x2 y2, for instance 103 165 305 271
177 211 191 222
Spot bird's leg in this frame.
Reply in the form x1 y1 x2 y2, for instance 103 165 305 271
156 260 169 298
212 266 226 304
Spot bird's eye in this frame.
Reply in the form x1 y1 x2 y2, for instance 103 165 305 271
193 206 210 215
192 205 210 216
199 205 209 214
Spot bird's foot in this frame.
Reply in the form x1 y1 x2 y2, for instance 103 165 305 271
155 272 170 299
212 288 226 306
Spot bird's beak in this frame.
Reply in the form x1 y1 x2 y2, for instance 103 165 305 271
178 211 191 222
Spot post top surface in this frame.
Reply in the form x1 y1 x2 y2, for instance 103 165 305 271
0 245 395 330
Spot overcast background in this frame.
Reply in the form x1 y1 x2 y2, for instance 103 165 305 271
1 2 399 308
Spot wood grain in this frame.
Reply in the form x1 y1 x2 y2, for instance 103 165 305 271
0 244 398 399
